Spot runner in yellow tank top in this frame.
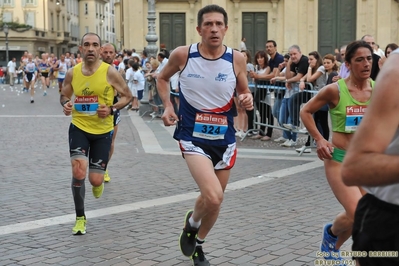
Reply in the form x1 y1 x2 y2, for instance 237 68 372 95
300 40 374 263
60 33 132 235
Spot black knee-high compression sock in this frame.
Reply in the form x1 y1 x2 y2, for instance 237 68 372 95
71 177 86 217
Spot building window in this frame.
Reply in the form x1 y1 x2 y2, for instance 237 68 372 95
25 12 35 27
3 0 14 6
85 3 88 15
85 26 89 33
50 13 54 31
3 12 12 22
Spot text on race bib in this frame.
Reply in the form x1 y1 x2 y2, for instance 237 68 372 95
345 105 367 131
74 95 99 115
193 113 228 140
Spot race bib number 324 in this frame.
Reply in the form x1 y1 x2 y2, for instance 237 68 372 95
193 113 228 140
74 95 99 115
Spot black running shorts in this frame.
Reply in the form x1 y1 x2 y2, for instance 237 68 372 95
68 123 113 173
352 193 399 266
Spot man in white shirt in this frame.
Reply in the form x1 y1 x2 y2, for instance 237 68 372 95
132 62 145 104
7 58 17 86
156 52 169 74
240 37 247 51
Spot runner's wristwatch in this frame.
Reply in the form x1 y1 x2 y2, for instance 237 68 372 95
110 106 117 115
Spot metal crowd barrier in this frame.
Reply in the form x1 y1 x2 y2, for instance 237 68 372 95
243 79 321 156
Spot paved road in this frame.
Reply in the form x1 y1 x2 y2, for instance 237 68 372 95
0 83 353 266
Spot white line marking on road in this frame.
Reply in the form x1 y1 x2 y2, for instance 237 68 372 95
0 160 322 236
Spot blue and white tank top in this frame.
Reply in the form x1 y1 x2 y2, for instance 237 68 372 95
38 61 50 73
58 61 68 79
25 62 36 73
173 43 237 145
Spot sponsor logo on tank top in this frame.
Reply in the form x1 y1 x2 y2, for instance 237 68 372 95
215 73 227 82
187 73 204 79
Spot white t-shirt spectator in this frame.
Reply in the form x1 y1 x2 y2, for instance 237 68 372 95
314 65 327 91
118 61 125 72
133 70 145 91
170 72 180 91
7 60 16 73
240 41 247 51
125 68 135 91
156 58 169 74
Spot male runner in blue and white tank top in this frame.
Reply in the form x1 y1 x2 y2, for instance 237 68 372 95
157 5 253 266
342 48 399 266
24 54 37 103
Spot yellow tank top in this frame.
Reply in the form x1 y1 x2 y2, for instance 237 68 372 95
71 62 114 134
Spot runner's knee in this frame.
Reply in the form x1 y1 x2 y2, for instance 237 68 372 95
72 159 87 179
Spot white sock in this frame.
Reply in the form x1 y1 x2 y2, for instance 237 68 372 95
189 216 201 228
196 237 205 247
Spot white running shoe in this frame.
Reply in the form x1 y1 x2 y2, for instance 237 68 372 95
274 136 287 143
281 139 297 147
235 130 244 137
283 124 298 130
296 146 311 153
298 127 308 134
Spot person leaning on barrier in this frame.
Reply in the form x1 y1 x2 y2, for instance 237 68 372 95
294 51 327 153
249 51 274 141
233 50 253 138
341 47 399 266
250 40 285 126
281 45 309 140
271 55 299 147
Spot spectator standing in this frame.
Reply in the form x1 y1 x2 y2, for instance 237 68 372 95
384 43 398 58
240 37 247 51
233 50 252 138
250 51 274 141
251 40 285 123
132 62 145 111
7 57 17 86
281 44 309 146
361 34 382 80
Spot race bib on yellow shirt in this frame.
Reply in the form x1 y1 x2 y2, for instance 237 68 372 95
74 96 99 115
193 113 228 140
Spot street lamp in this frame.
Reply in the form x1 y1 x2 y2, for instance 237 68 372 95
3 24 9 66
